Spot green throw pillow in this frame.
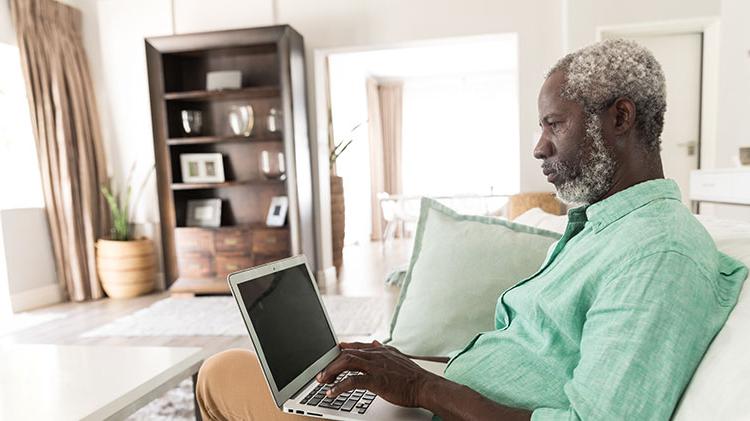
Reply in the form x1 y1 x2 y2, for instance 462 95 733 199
385 198 561 357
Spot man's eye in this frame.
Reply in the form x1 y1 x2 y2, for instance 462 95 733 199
549 122 560 130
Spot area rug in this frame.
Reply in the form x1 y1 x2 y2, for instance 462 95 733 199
81 295 389 338
127 378 194 421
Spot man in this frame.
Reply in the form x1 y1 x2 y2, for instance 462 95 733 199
196 39 747 420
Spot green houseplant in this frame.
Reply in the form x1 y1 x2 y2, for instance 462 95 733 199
96 164 157 299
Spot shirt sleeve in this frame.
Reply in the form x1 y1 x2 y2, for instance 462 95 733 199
531 251 718 421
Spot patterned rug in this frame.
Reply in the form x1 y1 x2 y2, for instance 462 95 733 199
127 378 194 421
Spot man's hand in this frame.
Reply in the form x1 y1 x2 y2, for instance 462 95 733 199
316 340 441 408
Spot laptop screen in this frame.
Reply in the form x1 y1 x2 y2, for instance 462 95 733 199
237 263 336 390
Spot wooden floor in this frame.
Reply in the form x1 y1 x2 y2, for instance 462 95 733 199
0 239 413 359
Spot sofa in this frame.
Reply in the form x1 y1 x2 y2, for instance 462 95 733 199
385 201 749 420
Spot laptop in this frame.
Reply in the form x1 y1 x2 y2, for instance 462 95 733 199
227 255 434 420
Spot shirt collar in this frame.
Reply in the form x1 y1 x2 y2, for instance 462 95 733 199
568 179 682 233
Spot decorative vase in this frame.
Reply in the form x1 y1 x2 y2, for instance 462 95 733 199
181 110 202 135
259 150 287 180
96 238 157 298
330 175 345 269
266 107 281 133
228 104 254 136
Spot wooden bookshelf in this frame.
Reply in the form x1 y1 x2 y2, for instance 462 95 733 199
145 26 315 294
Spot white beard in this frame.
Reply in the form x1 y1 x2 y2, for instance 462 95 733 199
554 114 616 206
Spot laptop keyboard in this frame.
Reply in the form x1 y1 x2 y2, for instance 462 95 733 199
300 371 377 414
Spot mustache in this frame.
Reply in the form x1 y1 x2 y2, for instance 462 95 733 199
541 161 567 173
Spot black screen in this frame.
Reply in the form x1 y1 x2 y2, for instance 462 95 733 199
238 264 336 390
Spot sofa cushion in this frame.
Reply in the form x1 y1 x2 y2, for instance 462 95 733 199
514 207 567 234
385 198 560 357
516 208 750 420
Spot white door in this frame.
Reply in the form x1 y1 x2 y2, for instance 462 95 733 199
603 32 703 204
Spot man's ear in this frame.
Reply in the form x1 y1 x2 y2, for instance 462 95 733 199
611 97 636 135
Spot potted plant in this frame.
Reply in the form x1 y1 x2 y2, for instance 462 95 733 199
96 164 156 299
329 123 364 269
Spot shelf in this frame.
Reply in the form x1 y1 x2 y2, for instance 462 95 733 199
167 134 283 146
147 26 313 293
163 86 280 101
171 179 284 190
174 223 289 230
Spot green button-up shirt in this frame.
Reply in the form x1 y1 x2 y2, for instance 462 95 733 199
443 179 747 420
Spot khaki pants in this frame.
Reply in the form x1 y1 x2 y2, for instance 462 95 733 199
196 348 308 421
197 348 446 420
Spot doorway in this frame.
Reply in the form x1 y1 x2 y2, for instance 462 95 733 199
316 34 520 288
325 35 520 245
598 19 721 205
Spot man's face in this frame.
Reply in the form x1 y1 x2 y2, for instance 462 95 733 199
534 71 616 205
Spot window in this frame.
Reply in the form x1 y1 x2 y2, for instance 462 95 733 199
0 43 44 210
0 43 45 318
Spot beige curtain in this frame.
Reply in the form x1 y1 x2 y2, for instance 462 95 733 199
367 78 403 240
11 0 110 301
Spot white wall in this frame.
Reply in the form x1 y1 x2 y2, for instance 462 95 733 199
563 0 721 52
173 0 274 33
93 0 172 219
715 0 750 169
0 209 61 312
705 0 750 219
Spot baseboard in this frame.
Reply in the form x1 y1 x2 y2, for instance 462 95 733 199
316 266 338 287
10 283 64 312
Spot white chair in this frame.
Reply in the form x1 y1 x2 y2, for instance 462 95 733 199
378 192 399 251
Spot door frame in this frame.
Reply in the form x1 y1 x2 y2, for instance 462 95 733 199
596 18 721 171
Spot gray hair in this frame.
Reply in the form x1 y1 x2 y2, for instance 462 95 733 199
547 39 667 152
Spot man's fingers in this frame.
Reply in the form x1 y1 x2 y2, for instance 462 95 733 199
339 340 381 350
327 374 371 397
317 351 374 383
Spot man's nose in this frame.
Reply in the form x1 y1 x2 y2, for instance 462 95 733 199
533 132 552 160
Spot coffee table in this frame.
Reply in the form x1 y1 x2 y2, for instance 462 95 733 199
0 344 204 420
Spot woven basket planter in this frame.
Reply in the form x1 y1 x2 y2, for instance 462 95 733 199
96 238 157 298
330 175 345 269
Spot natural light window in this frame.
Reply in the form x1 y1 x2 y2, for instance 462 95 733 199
0 43 44 319
0 43 44 210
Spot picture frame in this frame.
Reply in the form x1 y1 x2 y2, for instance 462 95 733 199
206 70 242 91
180 153 225 183
266 196 289 227
186 198 222 228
